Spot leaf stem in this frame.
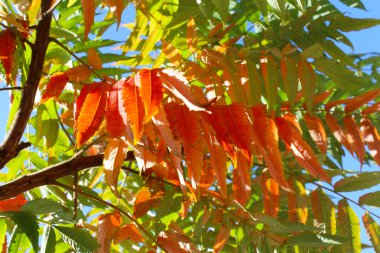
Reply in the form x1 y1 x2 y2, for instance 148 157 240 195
53 101 75 146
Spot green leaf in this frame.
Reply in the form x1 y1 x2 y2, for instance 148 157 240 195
0 219 6 248
45 43 71 65
22 199 63 215
329 15 380 32
338 0 366 10
73 39 121 53
213 0 230 21
301 43 323 59
54 226 99 253
358 191 380 208
337 199 361 253
288 232 347 246
314 58 362 90
246 59 262 106
322 40 354 67
41 226 56 253
334 172 380 192
8 226 31 253
10 212 39 253
362 212 380 253
298 59 316 113
310 189 336 235
50 27 77 40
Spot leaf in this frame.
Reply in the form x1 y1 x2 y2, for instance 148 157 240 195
280 56 298 109
260 55 278 110
186 17 198 52
330 15 380 32
103 139 128 197
251 105 289 190
75 82 107 147
161 40 182 67
10 211 39 253
261 174 280 217
121 77 145 144
359 191 380 208
337 199 361 253
311 189 336 235
288 232 346 246
362 213 380 253
133 187 163 218
287 178 308 224
0 29 16 84
233 151 251 205
96 211 122 253
0 194 27 212
41 226 56 253
362 101 380 115
338 0 366 10
298 59 316 113
213 226 230 253
54 226 100 253
334 172 380 192
134 69 163 123
65 65 92 83
159 68 207 111
105 79 129 138
87 48 103 70
275 116 331 182
243 60 262 106
8 226 29 253
345 88 380 113
304 113 327 153
360 118 380 165
325 112 354 156
343 116 365 165
114 224 144 244
81 0 95 41
40 72 69 103
21 198 62 215
157 230 193 253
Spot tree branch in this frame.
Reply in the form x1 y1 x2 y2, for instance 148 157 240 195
0 151 135 200
0 0 53 169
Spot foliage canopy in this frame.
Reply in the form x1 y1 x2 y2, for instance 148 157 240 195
0 0 380 252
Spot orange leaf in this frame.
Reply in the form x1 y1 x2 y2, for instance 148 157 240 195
158 68 206 111
0 194 27 212
325 112 354 156
233 151 251 205
304 113 327 153
114 224 144 244
213 226 230 253
134 69 163 123
275 116 331 182
87 48 102 70
40 72 69 103
121 77 145 144
105 79 128 138
251 105 289 190
133 187 163 218
287 178 308 224
157 230 193 253
360 118 380 165
345 88 380 113
103 139 128 197
362 101 380 115
75 82 107 147
96 211 122 253
186 16 198 52
65 65 92 83
81 0 95 41
261 173 280 217
343 116 365 165
161 40 182 67
0 29 16 85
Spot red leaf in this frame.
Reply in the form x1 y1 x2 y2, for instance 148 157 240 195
251 105 289 190
0 29 16 84
213 226 230 253
276 116 331 182
106 79 128 138
96 211 122 253
360 118 380 165
122 77 145 144
114 224 144 244
40 72 69 103
325 112 354 156
159 68 206 111
81 0 95 41
75 82 107 147
134 69 163 123
261 173 280 217
362 101 380 115
343 116 365 165
0 194 27 212
304 113 327 153
103 139 128 197
233 151 251 205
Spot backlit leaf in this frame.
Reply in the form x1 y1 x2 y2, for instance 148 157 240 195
261 174 280 217
213 226 230 253
40 72 69 103
360 118 380 165
298 59 316 113
103 139 128 197
359 191 380 208
134 69 163 123
337 199 361 253
334 172 380 192
186 17 198 52
75 82 107 147
54 226 99 253
304 113 327 153
325 112 354 156
65 65 92 83
276 115 331 182
0 29 16 84
280 56 298 109
87 48 103 70
133 187 163 218
10 212 39 253
311 189 336 235
0 194 27 212
287 178 308 224
362 212 380 253
161 40 182 67
260 55 278 110
343 116 365 165
114 224 144 244
96 211 122 253
81 0 95 41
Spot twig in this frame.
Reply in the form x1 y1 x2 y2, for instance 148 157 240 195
0 86 24 91
43 0 63 17
53 181 161 248
311 181 380 220
54 101 75 146
49 37 105 81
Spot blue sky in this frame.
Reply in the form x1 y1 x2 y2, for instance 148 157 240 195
1 0 380 250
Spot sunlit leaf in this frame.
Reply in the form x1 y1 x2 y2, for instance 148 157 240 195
81 0 95 41
114 224 144 244
0 29 16 84
96 211 122 253
40 72 69 103
362 212 380 253
186 17 198 52
87 48 102 70
337 199 361 253
0 194 27 212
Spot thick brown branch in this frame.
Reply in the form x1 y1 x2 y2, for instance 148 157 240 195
0 151 135 200
0 0 53 169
